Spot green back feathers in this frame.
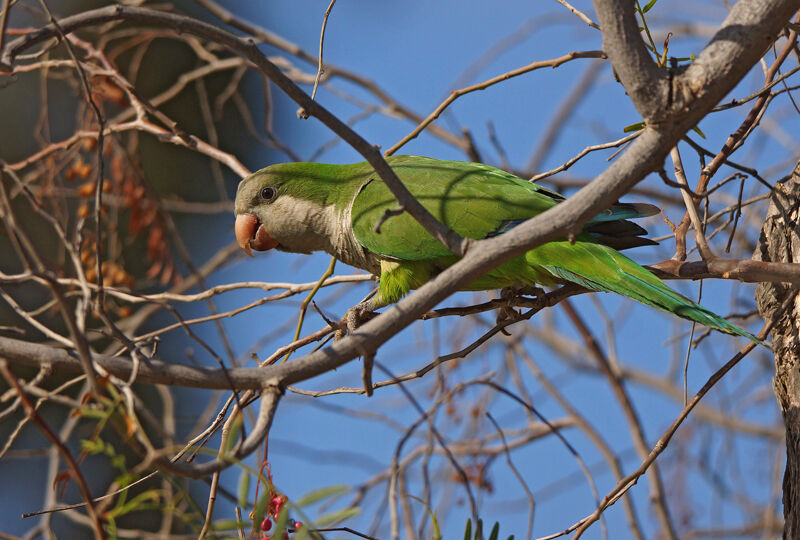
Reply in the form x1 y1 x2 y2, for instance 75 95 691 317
350 156 658 259
351 156 561 260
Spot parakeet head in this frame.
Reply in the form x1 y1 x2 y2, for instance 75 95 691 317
234 162 361 257
234 167 283 256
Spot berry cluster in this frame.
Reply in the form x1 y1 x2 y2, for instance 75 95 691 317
258 493 304 540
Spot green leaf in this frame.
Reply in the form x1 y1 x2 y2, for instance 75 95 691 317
237 471 250 509
474 519 485 540
295 485 347 507
110 453 125 470
274 505 290 534
80 438 104 454
642 0 658 13
623 121 646 133
106 517 117 537
77 409 107 421
488 522 500 540
315 507 360 526
294 523 310 540
213 518 249 530
691 125 706 139
223 413 243 455
406 494 441 540
463 518 472 540
252 491 270 526
106 489 160 518
115 472 137 488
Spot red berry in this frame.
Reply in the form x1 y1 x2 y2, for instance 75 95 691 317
293 521 303 530
261 517 272 531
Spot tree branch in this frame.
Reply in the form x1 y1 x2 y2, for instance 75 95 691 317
2 5 468 256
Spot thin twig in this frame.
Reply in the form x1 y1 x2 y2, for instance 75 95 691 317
311 0 335 102
0 361 105 540
385 50 606 156
551 0 600 29
671 145 715 260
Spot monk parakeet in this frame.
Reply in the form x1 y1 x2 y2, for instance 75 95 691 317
234 155 753 339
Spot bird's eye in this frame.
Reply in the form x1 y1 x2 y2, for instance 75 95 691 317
260 186 277 201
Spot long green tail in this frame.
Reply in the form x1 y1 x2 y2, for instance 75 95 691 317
526 239 758 342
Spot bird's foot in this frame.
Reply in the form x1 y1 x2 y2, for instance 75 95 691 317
497 287 528 335
333 301 379 396
335 301 378 340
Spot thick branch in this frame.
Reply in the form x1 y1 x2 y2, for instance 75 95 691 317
592 0 667 120
0 336 268 390
593 0 797 127
649 258 800 284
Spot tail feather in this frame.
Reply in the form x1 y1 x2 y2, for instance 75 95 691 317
531 241 758 342
617 271 757 339
589 202 660 223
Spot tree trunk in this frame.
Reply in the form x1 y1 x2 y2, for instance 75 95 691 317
755 162 800 539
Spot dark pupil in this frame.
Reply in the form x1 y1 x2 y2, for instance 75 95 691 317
261 187 275 200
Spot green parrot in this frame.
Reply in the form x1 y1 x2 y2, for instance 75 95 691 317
234 155 754 339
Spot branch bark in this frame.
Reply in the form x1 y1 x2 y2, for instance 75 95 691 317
649 258 800 284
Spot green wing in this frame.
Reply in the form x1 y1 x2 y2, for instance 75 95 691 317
351 156 656 260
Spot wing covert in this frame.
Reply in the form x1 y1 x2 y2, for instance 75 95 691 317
350 157 556 260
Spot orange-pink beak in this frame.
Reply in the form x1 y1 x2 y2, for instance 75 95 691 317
235 213 278 257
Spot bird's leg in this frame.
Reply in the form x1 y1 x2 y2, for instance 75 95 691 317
336 292 386 397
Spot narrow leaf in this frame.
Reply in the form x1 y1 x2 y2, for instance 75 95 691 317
294 523 310 540
406 494 441 540
623 121 646 133
237 471 250 509
253 491 270 526
488 522 500 540
223 413 243 455
692 125 706 139
211 518 249 530
295 485 347 507
642 0 658 13
315 507 360 526
274 506 290 535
